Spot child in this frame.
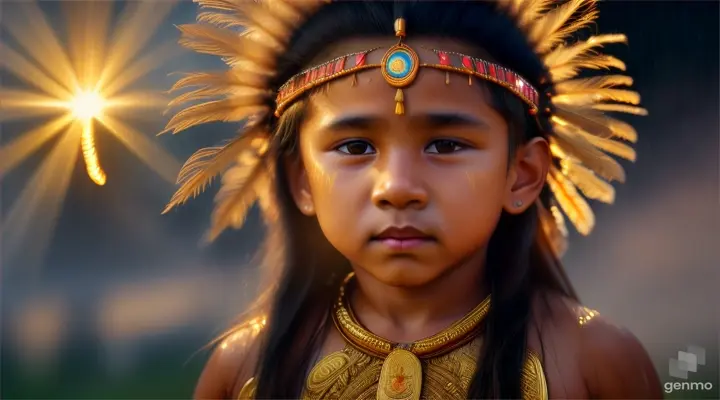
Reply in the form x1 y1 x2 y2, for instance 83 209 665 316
163 1 662 398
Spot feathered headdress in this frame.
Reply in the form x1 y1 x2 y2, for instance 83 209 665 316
162 0 645 256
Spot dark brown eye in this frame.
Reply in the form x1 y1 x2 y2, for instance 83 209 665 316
426 139 464 154
337 140 375 155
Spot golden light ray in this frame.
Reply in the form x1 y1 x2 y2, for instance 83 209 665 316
102 40 186 98
2 124 81 270
97 1 177 90
0 0 181 270
0 90 69 122
0 44 73 99
97 114 181 183
105 92 170 111
63 1 113 88
0 114 74 179
3 2 79 94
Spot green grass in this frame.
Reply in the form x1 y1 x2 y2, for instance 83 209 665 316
2 345 207 399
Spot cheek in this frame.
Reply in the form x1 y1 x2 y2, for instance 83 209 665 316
304 154 338 196
301 147 363 245
299 134 340 200
431 160 508 250
460 168 508 201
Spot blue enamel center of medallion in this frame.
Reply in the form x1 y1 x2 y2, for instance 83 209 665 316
385 50 413 79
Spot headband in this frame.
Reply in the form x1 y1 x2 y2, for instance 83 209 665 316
275 18 540 117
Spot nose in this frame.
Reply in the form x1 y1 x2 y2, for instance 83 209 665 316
371 150 429 210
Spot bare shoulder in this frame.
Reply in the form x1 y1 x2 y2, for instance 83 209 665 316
195 317 266 400
529 291 663 399
574 307 663 398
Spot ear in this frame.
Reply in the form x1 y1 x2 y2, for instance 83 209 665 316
504 137 550 214
284 152 316 215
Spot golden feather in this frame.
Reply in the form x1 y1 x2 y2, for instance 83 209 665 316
168 87 268 109
197 11 247 28
604 117 639 143
537 200 568 257
177 24 276 69
550 126 626 183
550 54 626 81
538 9 599 55
499 0 553 30
253 170 278 223
549 204 569 256
169 71 268 93
233 2 295 46
167 86 231 109
207 155 267 241
550 204 569 239
263 0 305 23
529 0 598 54
575 132 636 161
555 75 633 93
281 0 331 16
162 131 266 214
518 0 554 29
591 104 648 116
547 166 595 236
195 0 245 12
553 108 614 139
161 0 331 242
549 140 569 160
553 89 641 106
544 34 627 70
553 108 638 142
163 97 269 135
560 159 615 203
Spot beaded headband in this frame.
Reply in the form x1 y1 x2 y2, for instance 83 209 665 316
162 0 646 257
276 19 540 117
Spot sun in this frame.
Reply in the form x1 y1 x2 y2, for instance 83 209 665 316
0 0 183 269
69 90 106 121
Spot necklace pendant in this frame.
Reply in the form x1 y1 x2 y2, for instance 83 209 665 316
377 348 422 400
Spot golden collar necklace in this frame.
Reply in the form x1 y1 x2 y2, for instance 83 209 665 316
332 273 491 400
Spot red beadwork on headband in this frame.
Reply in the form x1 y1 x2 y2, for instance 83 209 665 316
275 46 540 117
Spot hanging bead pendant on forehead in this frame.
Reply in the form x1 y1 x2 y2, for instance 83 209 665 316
381 18 419 88
382 18 419 115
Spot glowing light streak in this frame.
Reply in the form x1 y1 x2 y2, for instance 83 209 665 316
80 120 107 186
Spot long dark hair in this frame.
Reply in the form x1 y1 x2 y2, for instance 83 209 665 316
242 2 579 398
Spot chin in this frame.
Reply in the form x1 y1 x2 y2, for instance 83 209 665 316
366 259 445 288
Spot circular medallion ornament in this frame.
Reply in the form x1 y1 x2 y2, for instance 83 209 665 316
381 44 420 88
377 348 422 400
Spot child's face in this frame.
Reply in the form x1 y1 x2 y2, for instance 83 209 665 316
289 39 548 287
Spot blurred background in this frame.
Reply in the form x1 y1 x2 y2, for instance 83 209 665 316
0 1 717 399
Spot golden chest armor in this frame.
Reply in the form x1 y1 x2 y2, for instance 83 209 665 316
301 338 547 400
238 274 548 400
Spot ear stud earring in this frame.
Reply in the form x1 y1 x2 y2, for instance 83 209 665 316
513 200 524 208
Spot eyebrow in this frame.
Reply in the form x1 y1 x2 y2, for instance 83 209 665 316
322 115 380 132
321 111 490 132
419 112 490 130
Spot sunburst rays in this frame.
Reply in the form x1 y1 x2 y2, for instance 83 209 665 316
0 0 183 269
